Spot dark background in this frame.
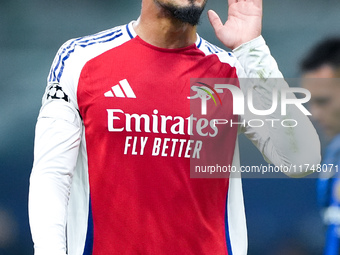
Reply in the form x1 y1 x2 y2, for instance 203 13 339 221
1 0 340 254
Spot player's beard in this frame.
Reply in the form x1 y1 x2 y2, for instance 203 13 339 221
155 0 207 26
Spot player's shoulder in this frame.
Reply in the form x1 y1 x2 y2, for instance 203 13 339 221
57 23 133 58
197 35 238 68
48 23 135 83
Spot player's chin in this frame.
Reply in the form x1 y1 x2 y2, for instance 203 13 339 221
192 0 207 6
175 0 207 8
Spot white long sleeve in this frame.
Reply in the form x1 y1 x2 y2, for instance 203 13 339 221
28 23 131 255
233 36 321 177
29 100 82 255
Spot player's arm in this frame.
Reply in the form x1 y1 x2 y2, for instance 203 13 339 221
29 43 82 254
208 0 321 176
233 38 321 177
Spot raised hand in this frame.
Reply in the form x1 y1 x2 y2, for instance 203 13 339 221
208 0 262 50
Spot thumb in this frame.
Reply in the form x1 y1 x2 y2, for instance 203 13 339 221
208 10 223 33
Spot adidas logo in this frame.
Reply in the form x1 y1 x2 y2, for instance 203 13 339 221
104 79 136 98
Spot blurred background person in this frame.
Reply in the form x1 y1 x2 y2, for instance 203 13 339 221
301 37 340 255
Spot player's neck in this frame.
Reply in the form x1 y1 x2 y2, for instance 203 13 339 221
134 2 197 49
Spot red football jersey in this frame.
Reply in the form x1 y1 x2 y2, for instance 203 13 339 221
78 30 239 253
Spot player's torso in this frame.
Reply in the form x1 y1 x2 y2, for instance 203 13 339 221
77 35 239 255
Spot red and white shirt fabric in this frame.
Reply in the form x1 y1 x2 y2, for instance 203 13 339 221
29 21 320 255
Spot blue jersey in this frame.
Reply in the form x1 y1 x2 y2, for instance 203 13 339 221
317 134 340 255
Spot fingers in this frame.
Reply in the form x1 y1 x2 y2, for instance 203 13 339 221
251 0 262 8
207 10 223 32
230 0 262 6
255 0 263 8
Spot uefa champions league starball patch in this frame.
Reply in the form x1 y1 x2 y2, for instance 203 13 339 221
46 83 70 102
